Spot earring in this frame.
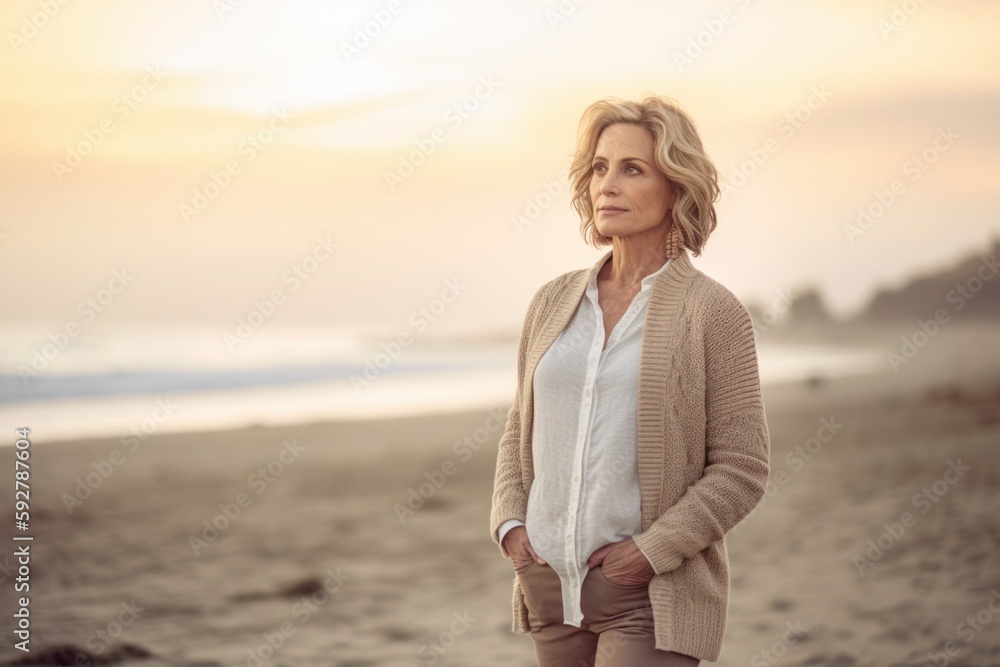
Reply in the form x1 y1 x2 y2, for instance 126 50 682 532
665 223 685 260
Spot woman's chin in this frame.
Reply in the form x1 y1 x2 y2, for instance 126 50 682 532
597 221 662 241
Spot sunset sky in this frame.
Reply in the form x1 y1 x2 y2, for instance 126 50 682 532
1 0 998 341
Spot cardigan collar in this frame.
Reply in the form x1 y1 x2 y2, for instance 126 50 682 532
573 246 698 312
584 247 675 303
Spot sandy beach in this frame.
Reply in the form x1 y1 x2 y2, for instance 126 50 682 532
2 320 999 667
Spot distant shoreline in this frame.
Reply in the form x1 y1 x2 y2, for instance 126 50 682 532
3 320 996 447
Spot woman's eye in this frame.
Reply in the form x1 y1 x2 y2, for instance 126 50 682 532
592 163 639 174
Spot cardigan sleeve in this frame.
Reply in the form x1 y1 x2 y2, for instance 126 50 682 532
489 284 546 559
631 292 771 575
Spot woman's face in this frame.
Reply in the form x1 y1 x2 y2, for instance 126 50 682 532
589 123 675 239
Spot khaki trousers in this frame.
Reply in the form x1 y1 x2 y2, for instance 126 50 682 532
515 561 701 667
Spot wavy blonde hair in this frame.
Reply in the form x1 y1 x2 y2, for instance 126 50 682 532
568 95 720 256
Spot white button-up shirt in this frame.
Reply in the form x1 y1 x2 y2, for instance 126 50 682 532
498 253 670 627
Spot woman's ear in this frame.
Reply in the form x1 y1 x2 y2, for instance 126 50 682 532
666 180 679 212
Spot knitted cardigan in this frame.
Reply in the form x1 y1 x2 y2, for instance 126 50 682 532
489 246 771 662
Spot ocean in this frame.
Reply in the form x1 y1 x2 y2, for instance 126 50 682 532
0 324 884 445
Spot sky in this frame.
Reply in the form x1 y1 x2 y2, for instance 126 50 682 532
1 0 998 342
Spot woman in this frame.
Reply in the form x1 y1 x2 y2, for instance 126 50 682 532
489 95 771 666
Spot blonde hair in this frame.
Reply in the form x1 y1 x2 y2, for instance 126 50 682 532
568 95 720 256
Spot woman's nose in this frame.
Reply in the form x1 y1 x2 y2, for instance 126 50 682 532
599 175 619 195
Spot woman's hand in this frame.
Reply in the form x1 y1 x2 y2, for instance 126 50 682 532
587 537 655 586
502 526 547 573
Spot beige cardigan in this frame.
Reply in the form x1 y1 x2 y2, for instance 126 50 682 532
489 247 771 662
